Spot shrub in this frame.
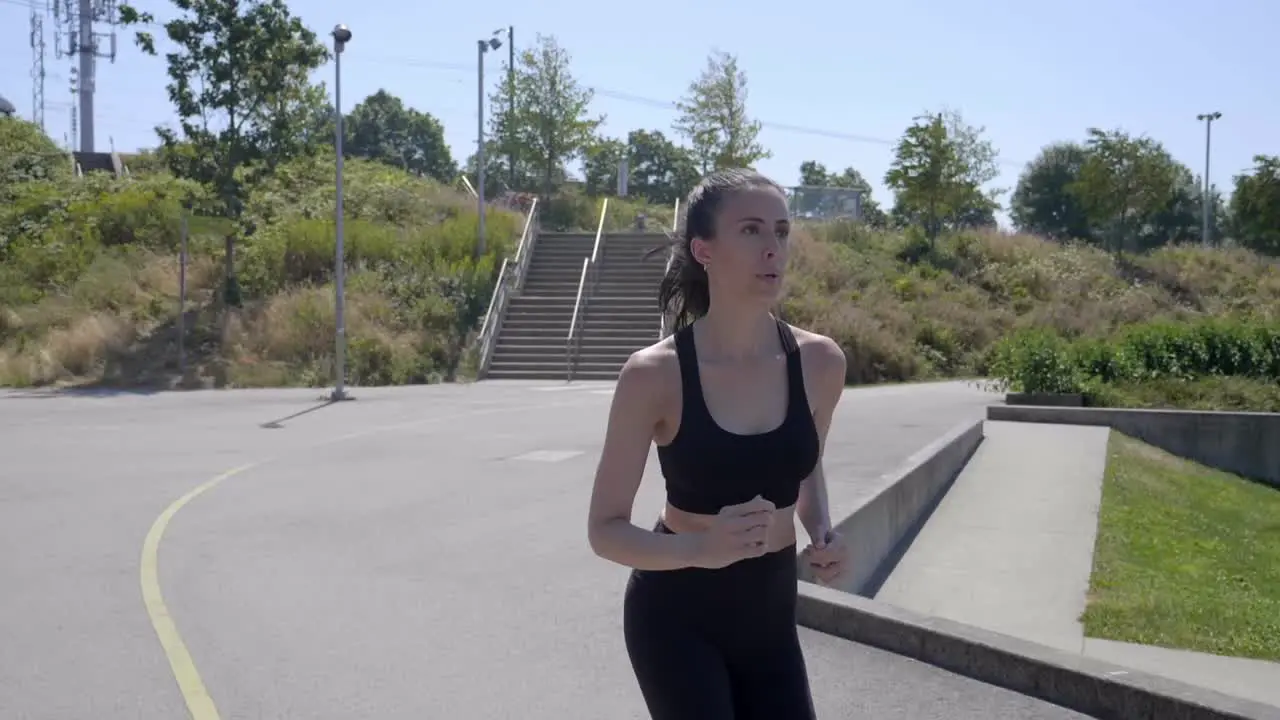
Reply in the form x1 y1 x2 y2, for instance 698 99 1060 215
987 317 1280 399
0 146 524 388
987 327 1082 394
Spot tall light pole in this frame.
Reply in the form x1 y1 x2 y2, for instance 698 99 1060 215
1196 111 1222 247
507 26 515 191
331 23 353 402
476 30 503 258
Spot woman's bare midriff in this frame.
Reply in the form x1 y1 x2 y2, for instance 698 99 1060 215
659 502 799 554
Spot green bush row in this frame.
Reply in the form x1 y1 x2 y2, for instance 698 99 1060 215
989 318 1280 394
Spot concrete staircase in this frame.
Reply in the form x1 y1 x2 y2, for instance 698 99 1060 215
484 231 669 381
485 232 594 380
570 233 667 380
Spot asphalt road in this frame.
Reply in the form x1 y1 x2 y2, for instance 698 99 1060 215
0 380 1091 719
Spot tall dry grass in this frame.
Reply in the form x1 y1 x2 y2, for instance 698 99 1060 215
0 251 221 386
780 222 1280 384
6 215 1279 389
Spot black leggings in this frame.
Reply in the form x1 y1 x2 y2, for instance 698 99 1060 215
622 521 816 720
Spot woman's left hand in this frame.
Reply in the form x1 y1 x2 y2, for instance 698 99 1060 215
801 528 846 586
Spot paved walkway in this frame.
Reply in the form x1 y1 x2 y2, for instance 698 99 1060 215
876 419 1280 710
0 381 1092 719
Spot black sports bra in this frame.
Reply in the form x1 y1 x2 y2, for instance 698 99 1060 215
655 319 820 515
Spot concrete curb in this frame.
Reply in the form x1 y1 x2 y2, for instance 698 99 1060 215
987 405 1280 489
798 418 984 594
797 583 1280 720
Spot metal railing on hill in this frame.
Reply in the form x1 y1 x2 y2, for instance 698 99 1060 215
476 196 540 378
659 196 680 339
566 198 610 381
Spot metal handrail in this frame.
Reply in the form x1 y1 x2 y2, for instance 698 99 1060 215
477 257 511 375
567 199 611 381
566 257 591 380
476 197 539 379
591 197 610 263
512 197 539 292
659 196 680 339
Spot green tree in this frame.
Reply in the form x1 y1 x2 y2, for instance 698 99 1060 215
1143 163 1222 250
941 109 1001 195
1010 142 1094 242
674 50 770 173
583 137 626 197
488 33 602 195
462 140 530 200
119 0 329 305
0 116 69 201
344 89 456 182
250 63 332 174
1068 128 1180 255
584 129 698 205
0 117 73 260
1228 155 1280 256
884 113 997 242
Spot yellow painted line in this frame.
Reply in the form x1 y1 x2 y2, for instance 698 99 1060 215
140 464 256 720
136 391 612 717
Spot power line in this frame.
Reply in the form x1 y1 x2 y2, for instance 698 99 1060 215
0 3 1025 169
359 52 948 158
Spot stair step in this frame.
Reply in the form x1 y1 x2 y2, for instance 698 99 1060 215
480 229 672 382
496 336 653 348
520 286 587 295
529 253 591 261
485 370 568 380
528 261 592 270
490 347 570 357
488 361 571 372
499 321 574 330
507 300 579 309
510 297 584 306
504 312 576 320
492 350 639 363
596 268 666 276
504 325 651 337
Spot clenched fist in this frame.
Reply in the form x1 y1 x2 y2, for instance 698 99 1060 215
802 528 847 586
693 495 776 569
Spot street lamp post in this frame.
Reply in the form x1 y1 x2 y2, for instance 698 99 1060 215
506 26 515 191
332 24 353 402
476 31 503 258
1196 111 1222 247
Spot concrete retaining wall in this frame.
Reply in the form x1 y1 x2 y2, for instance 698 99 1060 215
987 405 1280 489
798 418 984 595
797 584 1280 720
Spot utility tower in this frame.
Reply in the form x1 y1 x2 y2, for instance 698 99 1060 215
51 0 118 153
30 3 47 130
69 71 79 150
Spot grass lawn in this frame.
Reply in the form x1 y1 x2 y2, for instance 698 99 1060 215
1081 432 1280 661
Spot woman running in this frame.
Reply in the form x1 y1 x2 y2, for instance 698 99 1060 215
586 168 849 720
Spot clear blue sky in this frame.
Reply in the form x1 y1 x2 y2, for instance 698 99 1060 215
2 0 1275 225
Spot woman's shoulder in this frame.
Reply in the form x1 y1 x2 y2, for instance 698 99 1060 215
784 323 847 389
785 324 844 364
615 335 682 399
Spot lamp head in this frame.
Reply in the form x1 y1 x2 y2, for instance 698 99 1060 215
332 24 352 46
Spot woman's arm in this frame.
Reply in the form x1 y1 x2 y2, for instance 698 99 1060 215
796 337 847 543
586 350 705 571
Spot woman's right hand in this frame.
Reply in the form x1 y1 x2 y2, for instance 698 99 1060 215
694 496 777 569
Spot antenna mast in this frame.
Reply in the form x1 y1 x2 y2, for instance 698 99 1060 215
52 0 118 152
30 3 47 130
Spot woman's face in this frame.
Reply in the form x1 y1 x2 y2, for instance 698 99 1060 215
690 186 792 306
